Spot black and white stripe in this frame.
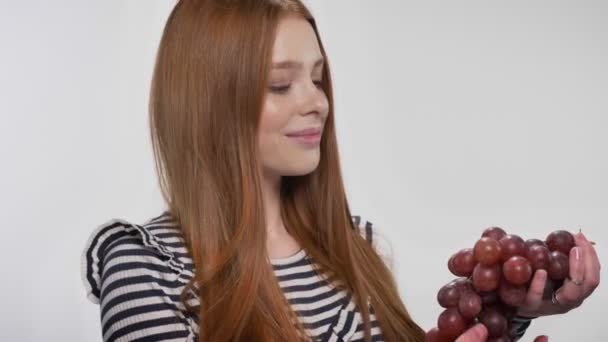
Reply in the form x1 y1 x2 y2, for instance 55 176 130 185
81 212 530 341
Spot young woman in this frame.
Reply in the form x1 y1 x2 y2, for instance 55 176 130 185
80 1 601 341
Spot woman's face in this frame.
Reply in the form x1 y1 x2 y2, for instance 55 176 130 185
258 14 329 179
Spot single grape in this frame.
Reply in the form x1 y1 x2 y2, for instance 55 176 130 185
498 282 527 306
438 308 467 338
425 327 451 342
448 253 457 271
451 277 474 295
450 248 477 276
474 237 502 266
548 251 569 280
458 291 482 320
448 254 458 275
503 256 533 285
479 291 499 306
483 303 516 320
546 230 575 255
526 244 551 271
472 264 501 292
479 308 508 338
482 226 507 241
437 282 461 308
499 234 526 262
525 238 547 250
502 305 518 321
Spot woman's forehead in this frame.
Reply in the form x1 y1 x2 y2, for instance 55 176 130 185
271 15 322 68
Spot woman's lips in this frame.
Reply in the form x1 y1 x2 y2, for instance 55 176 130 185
286 127 322 137
286 132 322 145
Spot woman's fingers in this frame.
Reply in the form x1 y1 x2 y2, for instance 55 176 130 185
577 232 601 297
454 323 488 342
533 335 549 342
524 269 547 311
555 246 585 306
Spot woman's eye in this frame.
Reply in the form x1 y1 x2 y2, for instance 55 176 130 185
269 85 290 94
269 81 323 95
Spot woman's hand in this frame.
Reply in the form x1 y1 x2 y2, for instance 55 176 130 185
516 231 601 317
452 324 549 342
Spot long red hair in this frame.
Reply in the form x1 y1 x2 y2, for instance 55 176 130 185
148 0 425 340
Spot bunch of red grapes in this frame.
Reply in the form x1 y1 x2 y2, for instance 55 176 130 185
426 227 576 342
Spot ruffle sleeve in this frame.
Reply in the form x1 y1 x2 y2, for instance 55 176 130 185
351 215 395 272
79 213 198 341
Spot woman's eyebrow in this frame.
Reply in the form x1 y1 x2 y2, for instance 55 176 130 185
272 57 324 70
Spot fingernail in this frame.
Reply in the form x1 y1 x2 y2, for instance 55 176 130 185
575 247 581 260
575 229 585 241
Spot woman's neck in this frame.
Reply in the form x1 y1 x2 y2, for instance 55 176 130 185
262 172 301 258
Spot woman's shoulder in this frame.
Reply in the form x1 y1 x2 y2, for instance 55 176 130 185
80 211 199 340
80 210 194 305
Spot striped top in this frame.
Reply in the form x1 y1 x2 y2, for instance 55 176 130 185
80 211 532 341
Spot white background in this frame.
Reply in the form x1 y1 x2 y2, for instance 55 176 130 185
0 1 605 341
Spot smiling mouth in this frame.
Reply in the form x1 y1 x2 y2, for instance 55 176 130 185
286 132 322 145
